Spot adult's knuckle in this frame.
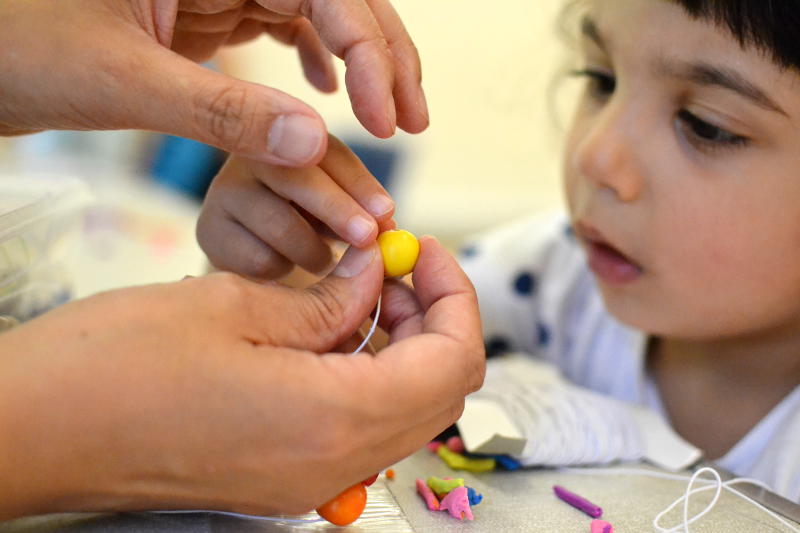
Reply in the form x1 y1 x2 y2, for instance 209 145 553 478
209 271 249 307
248 248 292 280
302 283 347 341
195 84 254 151
317 194 343 220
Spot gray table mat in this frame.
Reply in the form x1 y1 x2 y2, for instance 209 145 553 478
1 450 797 532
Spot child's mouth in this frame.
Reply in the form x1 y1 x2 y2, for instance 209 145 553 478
574 222 643 285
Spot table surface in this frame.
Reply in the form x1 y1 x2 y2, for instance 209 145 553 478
1 450 798 533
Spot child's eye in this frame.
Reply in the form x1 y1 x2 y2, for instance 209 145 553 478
571 69 616 99
676 109 748 150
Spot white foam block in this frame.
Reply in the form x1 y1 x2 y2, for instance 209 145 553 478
457 397 527 456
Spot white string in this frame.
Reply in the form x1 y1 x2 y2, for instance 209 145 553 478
153 510 324 523
559 466 800 533
351 293 382 354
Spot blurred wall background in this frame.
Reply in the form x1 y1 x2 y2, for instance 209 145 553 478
221 0 579 245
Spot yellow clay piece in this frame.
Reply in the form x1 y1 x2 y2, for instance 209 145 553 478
377 230 420 277
437 446 496 473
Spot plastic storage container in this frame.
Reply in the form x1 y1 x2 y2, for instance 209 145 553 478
0 176 91 322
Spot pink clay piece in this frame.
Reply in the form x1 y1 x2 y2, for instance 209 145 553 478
446 436 466 453
439 486 473 521
426 441 443 453
416 478 440 511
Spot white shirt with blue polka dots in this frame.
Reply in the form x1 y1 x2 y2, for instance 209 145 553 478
459 212 800 502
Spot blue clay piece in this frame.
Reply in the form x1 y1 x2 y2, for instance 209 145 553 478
466 486 483 506
493 455 523 471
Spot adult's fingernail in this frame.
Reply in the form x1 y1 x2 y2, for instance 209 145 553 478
347 215 376 244
368 194 394 217
267 114 324 164
333 245 377 278
312 255 337 277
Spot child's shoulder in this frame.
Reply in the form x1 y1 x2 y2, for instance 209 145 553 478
458 211 584 294
460 210 594 300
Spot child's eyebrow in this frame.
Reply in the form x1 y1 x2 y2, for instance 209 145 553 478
580 14 787 117
580 15 606 51
654 59 787 116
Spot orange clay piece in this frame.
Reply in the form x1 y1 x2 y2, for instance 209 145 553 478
316 483 367 526
386 468 395 480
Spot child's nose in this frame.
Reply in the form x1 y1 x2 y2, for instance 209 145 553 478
572 103 644 203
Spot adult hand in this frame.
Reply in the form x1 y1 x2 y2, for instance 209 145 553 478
0 238 484 519
0 0 428 166
197 135 396 279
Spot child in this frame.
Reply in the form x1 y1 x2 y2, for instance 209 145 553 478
198 0 800 501
459 0 800 500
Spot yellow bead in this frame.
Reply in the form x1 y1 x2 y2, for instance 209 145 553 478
377 230 420 277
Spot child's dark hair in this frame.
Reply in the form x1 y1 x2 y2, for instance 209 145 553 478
671 1 800 71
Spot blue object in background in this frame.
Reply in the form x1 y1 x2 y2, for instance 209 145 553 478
150 135 225 200
150 135 399 200
345 139 400 193
493 455 523 471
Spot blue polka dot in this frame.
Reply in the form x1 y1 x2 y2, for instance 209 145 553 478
485 336 511 358
564 223 575 239
513 272 537 296
537 322 550 347
459 244 479 258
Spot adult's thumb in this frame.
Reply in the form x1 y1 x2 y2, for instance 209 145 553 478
278 244 384 353
121 45 329 167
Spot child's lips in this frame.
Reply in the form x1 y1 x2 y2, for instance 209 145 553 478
573 222 643 285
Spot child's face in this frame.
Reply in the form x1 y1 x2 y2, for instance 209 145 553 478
564 0 800 339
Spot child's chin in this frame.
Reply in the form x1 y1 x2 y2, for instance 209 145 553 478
598 292 668 334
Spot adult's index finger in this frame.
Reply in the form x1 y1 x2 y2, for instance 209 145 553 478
257 0 397 137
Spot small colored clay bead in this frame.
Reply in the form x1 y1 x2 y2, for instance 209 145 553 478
377 230 419 277
426 440 443 453
316 483 367 526
446 436 466 454
385 468 395 480
361 473 378 487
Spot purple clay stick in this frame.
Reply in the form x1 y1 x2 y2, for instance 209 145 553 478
553 485 603 518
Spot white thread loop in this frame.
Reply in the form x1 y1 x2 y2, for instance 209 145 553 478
561 466 799 533
653 467 722 533
155 510 324 523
